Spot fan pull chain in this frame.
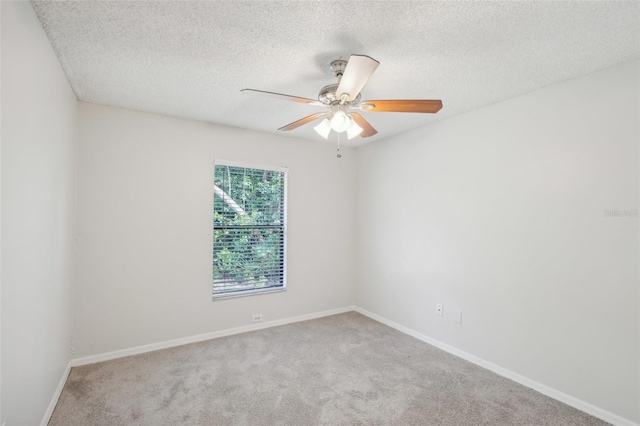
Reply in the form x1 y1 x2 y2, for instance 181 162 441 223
337 132 342 158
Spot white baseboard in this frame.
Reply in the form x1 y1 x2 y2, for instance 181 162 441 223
354 307 639 426
40 361 72 426
71 306 355 367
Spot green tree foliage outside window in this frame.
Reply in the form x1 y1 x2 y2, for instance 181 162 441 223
213 164 286 295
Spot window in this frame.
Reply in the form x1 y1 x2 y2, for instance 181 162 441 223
212 161 287 298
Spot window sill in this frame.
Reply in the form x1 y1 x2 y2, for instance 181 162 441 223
212 287 286 301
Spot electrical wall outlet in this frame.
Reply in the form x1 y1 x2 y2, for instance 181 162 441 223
252 314 263 323
454 310 462 324
436 304 443 316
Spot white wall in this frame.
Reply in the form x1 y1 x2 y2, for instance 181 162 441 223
1 2 78 425
1 3 635 423
356 59 640 423
74 102 356 357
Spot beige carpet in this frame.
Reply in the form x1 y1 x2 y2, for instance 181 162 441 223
50 312 609 425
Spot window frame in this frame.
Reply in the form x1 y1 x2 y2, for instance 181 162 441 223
211 159 288 300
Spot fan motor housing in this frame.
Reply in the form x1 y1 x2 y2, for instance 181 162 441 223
318 83 361 105
318 59 362 105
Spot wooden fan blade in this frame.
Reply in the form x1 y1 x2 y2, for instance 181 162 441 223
360 100 443 113
241 89 325 106
336 55 380 102
278 112 328 131
350 112 378 138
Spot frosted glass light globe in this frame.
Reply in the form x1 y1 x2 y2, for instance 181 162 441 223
313 118 332 139
347 118 363 139
330 111 350 132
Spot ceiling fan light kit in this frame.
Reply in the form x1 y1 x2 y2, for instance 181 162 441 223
313 113 363 140
241 54 443 142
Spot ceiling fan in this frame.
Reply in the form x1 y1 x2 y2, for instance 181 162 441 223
241 54 443 140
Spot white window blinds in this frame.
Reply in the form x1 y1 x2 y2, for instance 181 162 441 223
213 162 287 296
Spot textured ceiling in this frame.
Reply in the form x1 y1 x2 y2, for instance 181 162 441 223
32 1 640 147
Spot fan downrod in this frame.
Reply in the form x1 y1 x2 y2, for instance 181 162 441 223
330 59 348 77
